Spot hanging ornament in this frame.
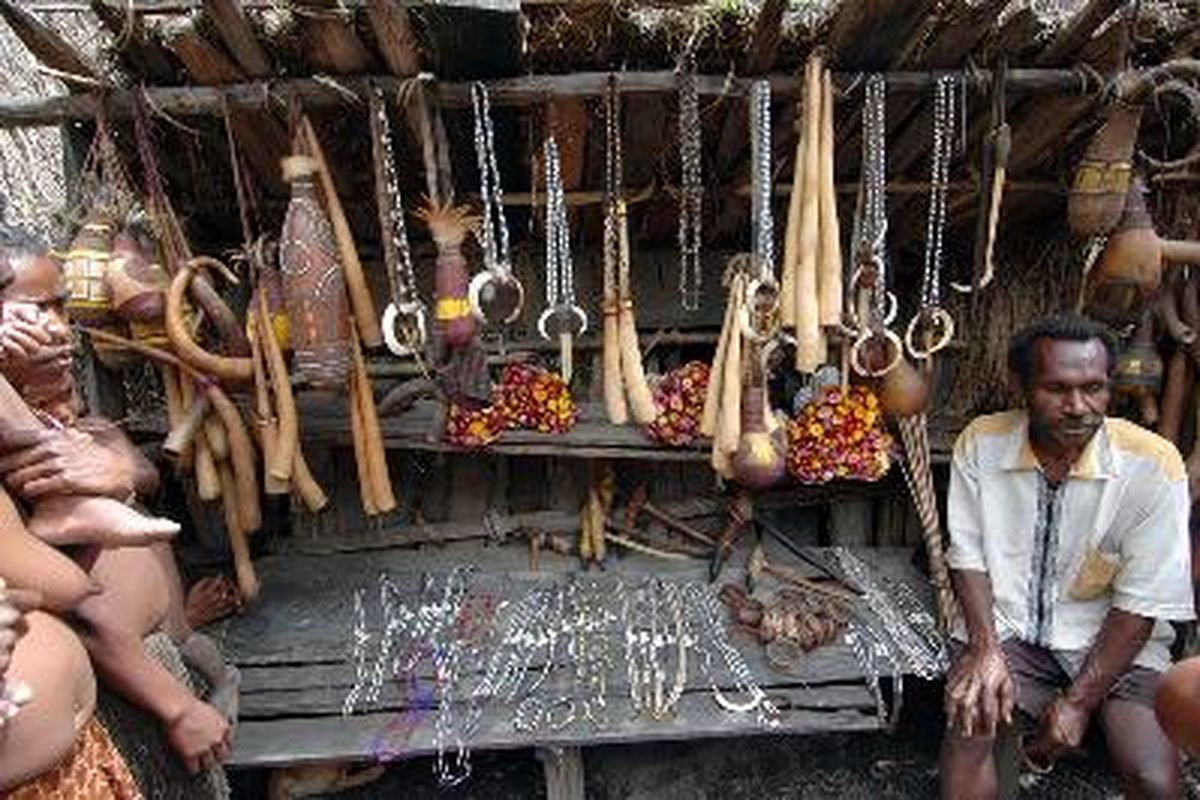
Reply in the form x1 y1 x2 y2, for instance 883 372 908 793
905 73 957 361
847 75 903 380
740 80 781 346
468 82 525 327
537 134 587 383
278 156 352 389
369 84 427 358
677 55 703 313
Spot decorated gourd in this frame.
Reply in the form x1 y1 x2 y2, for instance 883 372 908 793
278 156 351 389
107 227 170 349
417 201 478 349
59 213 116 326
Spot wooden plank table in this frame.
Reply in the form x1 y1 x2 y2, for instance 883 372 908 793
213 538 942 798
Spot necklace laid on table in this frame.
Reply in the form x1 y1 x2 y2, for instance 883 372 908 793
468 82 525 327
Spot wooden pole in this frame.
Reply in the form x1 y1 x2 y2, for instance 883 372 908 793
0 0 99 83
204 0 272 78
366 0 421 77
0 68 1106 128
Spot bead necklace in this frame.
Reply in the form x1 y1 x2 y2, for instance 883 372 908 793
538 134 587 381
848 75 903 377
469 82 525 326
683 582 777 723
905 73 958 360
624 579 689 720
742 79 782 343
369 85 427 358
677 56 703 313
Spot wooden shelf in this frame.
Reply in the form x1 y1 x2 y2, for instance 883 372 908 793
127 396 959 465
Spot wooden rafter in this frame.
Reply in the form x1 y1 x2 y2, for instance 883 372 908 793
0 0 99 85
203 0 271 78
366 0 421 77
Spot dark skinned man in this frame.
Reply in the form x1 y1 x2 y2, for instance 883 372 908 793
940 313 1194 800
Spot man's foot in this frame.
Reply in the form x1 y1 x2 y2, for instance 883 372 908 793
184 575 241 629
28 495 179 548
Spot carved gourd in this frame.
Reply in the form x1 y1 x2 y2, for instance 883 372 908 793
278 156 351 389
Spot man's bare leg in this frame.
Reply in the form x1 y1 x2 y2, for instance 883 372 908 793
940 729 999 800
1101 698 1181 799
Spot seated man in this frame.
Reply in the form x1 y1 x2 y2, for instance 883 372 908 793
940 313 1195 800
0 217 236 775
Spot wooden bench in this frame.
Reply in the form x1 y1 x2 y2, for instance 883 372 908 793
211 539 941 799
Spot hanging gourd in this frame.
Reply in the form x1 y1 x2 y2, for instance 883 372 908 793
278 155 352 389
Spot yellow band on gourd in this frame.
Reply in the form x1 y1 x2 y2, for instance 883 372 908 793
435 297 472 320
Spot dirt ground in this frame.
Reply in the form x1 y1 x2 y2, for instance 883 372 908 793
229 681 1200 799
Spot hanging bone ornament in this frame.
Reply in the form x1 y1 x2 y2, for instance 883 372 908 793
468 82 525 327
538 134 586 384
369 84 427 358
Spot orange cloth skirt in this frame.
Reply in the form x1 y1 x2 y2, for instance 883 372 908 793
6 716 141 800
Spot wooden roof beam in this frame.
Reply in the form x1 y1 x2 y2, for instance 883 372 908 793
292 0 379 75
203 0 271 78
0 69 1108 128
366 0 422 77
0 0 99 86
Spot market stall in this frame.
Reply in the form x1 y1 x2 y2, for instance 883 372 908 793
3 0 1200 796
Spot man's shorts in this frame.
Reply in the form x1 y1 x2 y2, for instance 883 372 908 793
998 638 1160 718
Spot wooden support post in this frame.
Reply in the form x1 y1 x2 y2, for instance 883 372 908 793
827 497 872 547
204 0 272 78
366 0 421 77
0 0 99 84
537 746 585 800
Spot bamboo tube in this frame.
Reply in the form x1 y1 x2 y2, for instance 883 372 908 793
203 412 230 462
298 116 383 347
716 281 744 461
602 214 627 424
780 77 807 329
258 291 298 483
701 275 739 437
249 316 288 496
164 393 210 464
181 376 221 501
817 68 843 330
348 366 377 517
217 461 260 603
795 56 823 373
351 325 396 514
290 445 329 513
206 384 261 534
161 364 191 468
616 201 658 424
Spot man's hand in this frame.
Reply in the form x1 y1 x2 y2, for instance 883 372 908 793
0 306 72 378
166 698 232 774
0 428 137 500
945 644 1015 737
1023 696 1091 768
